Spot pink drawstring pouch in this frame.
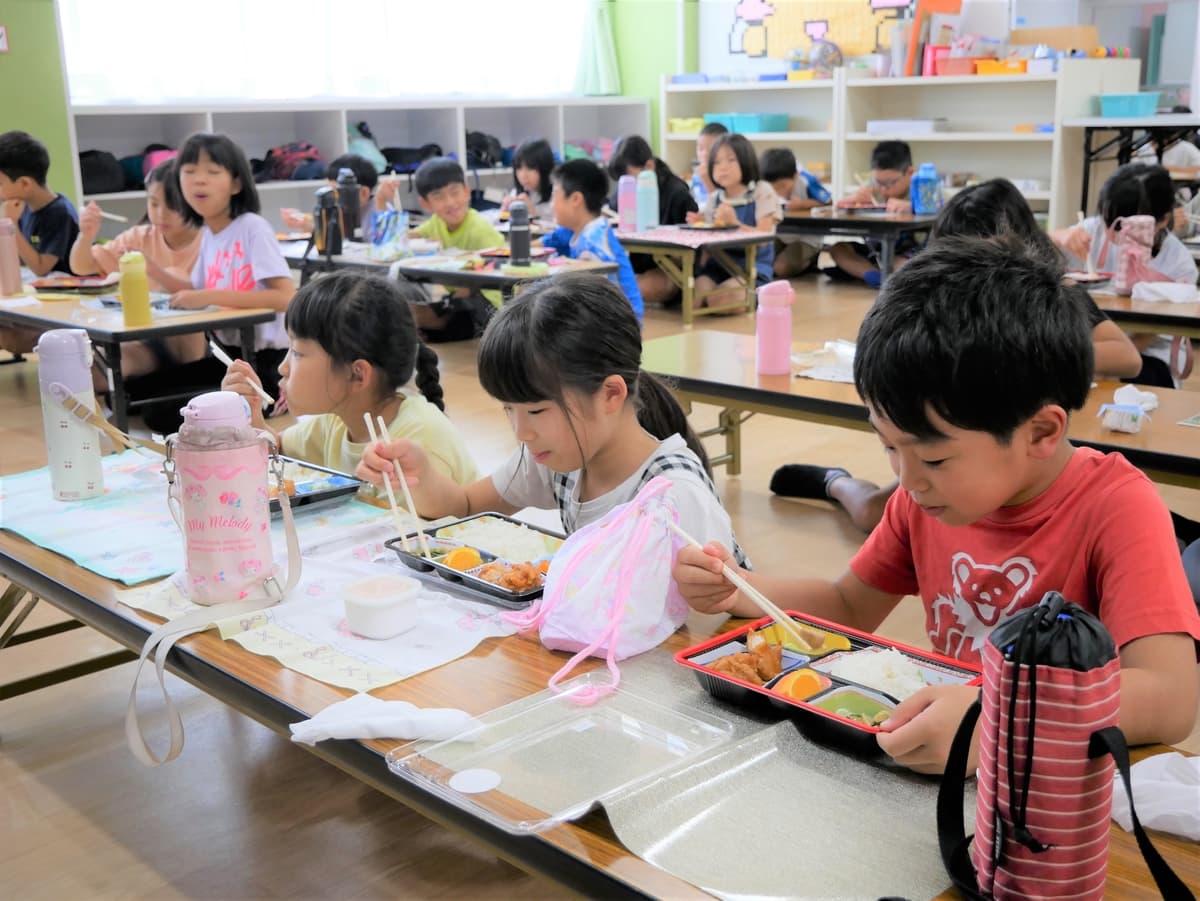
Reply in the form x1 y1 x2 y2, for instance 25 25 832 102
504 476 689 702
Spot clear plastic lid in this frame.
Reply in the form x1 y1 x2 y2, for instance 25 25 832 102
386 673 734 835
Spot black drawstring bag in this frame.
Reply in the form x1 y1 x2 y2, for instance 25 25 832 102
937 591 1193 900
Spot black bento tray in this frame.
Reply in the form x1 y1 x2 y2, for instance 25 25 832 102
676 611 981 754
384 513 564 610
269 457 361 515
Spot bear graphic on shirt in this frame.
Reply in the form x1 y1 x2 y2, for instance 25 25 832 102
930 551 1037 660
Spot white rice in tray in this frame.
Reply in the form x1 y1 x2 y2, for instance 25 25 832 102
437 517 560 563
827 648 927 700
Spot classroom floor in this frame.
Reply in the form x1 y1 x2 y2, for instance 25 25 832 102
2 274 1198 899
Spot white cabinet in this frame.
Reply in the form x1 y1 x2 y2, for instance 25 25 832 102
68 97 648 235
659 59 1141 229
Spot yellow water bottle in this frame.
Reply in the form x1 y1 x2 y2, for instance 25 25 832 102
118 251 152 327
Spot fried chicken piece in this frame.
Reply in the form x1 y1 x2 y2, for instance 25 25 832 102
710 653 765 685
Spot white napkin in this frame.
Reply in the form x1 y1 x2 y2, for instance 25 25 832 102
793 340 856 383
1111 752 1200 841
1113 383 1159 412
1131 282 1199 304
289 692 482 745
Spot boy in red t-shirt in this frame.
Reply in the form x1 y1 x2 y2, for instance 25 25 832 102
674 236 1200 775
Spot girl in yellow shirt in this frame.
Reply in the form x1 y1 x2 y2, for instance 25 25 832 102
222 271 476 487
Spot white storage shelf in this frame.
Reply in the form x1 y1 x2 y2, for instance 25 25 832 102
660 59 1142 229
69 97 648 231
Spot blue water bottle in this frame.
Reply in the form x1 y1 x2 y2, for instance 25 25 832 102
636 170 659 232
910 163 943 215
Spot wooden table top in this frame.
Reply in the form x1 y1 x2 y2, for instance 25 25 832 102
0 296 276 342
643 331 1200 484
782 209 939 234
1092 292 1200 337
614 225 776 250
2 521 1196 898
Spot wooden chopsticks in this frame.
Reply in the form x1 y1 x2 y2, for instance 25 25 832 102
667 521 816 651
363 412 431 558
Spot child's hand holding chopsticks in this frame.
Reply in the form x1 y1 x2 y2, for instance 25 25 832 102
220 359 271 429
672 540 744 614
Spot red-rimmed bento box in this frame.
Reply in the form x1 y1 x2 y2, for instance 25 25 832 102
675 611 981 754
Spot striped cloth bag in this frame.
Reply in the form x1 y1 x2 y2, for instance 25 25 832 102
937 592 1193 901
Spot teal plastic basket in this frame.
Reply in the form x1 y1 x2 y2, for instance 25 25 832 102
731 113 790 133
1097 92 1159 118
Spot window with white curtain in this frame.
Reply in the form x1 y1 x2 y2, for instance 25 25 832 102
59 0 592 104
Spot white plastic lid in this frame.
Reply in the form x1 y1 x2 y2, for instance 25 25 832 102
343 575 420 607
180 390 251 429
34 328 91 360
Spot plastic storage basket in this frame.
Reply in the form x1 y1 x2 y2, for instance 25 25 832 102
731 113 789 133
668 117 707 134
975 59 1027 75
1097 92 1159 118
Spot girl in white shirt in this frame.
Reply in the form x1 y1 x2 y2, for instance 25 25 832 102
1052 162 1197 386
357 272 748 566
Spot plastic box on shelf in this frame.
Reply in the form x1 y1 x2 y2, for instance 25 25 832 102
934 57 978 76
703 112 789 133
668 117 707 134
975 59 1027 75
1097 92 1159 117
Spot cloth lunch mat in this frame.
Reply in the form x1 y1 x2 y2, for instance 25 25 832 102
0 450 392 586
119 552 518 693
432 648 972 900
0 450 182 585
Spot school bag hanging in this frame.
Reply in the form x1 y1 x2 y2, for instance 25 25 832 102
937 591 1193 901
503 476 690 702
124 392 302 767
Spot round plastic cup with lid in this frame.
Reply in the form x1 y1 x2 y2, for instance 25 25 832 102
343 574 422 639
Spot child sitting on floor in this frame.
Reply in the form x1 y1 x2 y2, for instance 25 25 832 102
540 159 643 319
761 147 831 278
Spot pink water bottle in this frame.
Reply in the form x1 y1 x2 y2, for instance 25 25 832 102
166 391 275 605
617 174 637 232
756 280 794 375
0 218 22 297
36 329 105 500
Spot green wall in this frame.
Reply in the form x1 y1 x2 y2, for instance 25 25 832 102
0 0 74 203
612 0 698 151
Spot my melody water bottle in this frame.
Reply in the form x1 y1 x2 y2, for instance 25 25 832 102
164 391 276 605
756 280 794 375
617 174 637 232
36 329 106 500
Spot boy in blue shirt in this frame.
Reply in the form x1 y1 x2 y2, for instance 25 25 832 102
0 130 78 277
761 147 832 277
0 130 79 355
541 159 643 319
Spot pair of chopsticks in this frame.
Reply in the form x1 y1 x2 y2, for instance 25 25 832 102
362 412 431 558
99 209 128 223
1076 211 1097 277
208 340 275 408
668 522 815 651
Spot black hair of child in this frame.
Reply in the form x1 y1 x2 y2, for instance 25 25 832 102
607 134 683 190
511 139 555 203
325 153 379 190
929 178 1059 261
0 130 50 185
285 270 445 411
477 271 711 474
870 140 913 172
1099 162 1176 226
177 133 261 227
552 159 609 216
141 158 187 226
706 133 760 189
760 147 799 185
854 235 1091 444
414 157 466 198
699 122 730 139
